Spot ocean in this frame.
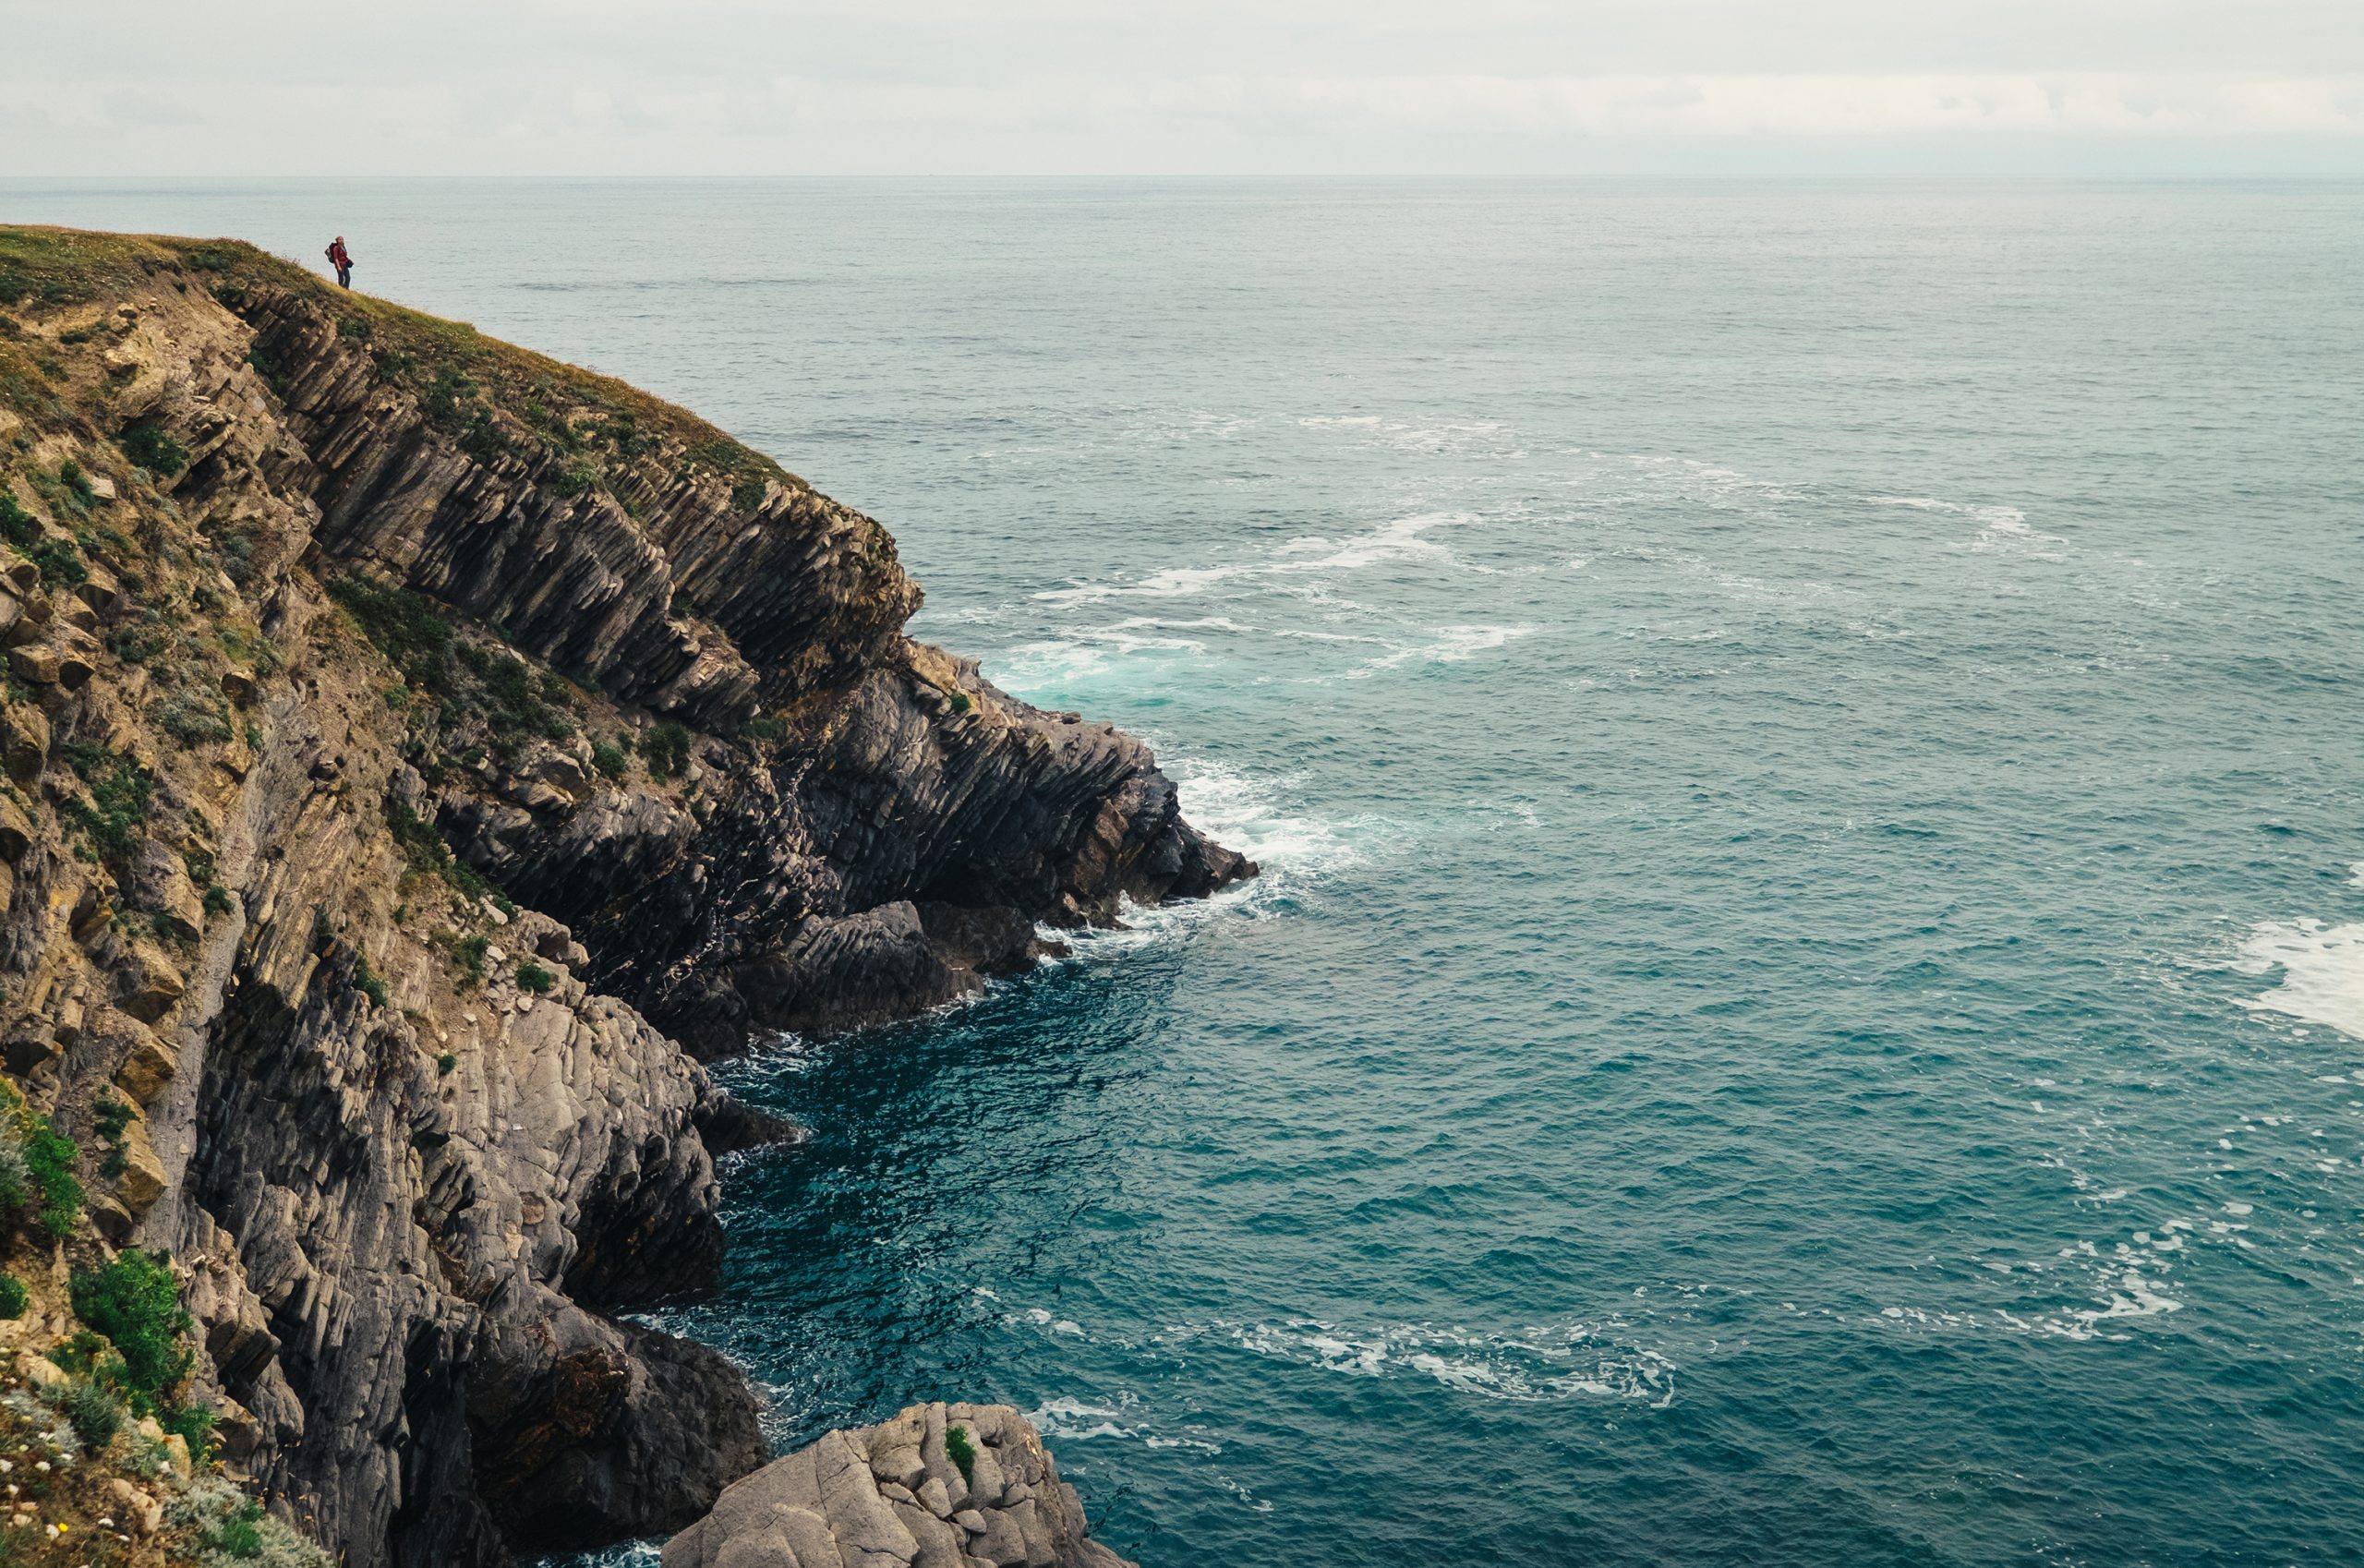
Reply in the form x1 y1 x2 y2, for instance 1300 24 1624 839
7 177 2362 1567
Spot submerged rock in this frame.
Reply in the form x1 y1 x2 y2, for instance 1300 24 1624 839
664 1402 1134 1568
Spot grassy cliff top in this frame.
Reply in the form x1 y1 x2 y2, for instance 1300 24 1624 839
0 224 797 503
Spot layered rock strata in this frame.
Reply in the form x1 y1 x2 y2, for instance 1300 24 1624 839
665 1403 1133 1568
0 226 1246 1568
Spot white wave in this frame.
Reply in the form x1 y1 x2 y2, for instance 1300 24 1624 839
991 629 1212 688
1046 752 1388 961
1352 622 1537 678
2236 919 2364 1040
2349 862 2364 889
1868 492 2068 559
1031 511 1484 609
1025 1397 1136 1442
1023 1395 1224 1454
1297 414 1514 455
1213 1317 1677 1407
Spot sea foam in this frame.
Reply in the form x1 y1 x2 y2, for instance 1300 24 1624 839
2235 919 2364 1041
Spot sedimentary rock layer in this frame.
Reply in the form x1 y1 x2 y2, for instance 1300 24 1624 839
0 226 1247 1567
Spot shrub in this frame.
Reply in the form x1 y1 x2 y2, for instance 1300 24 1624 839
204 884 236 915
61 742 153 872
108 612 172 664
245 342 286 394
387 792 507 910
161 1400 215 1463
166 1477 334 1568
0 1272 26 1319
21 1113 84 1239
157 693 236 746
118 420 187 477
329 574 455 694
515 961 553 994
353 955 388 1008
453 934 489 981
479 653 573 742
945 1425 976 1486
212 1504 265 1558
92 1095 133 1181
948 691 972 714
645 720 693 782
68 1248 192 1405
63 1375 124 1448
0 486 36 549
742 716 787 742
436 1052 457 1076
26 536 85 586
589 738 630 779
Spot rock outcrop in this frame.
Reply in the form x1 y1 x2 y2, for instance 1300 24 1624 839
0 225 1246 1568
665 1403 1133 1568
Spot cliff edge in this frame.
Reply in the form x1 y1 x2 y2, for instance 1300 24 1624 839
0 225 1248 1567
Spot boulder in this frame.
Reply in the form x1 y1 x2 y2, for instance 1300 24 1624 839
115 942 185 1022
0 703 45 781
6 645 59 685
663 1405 1130 1568
0 794 32 861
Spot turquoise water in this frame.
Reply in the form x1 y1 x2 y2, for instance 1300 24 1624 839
10 180 2364 1565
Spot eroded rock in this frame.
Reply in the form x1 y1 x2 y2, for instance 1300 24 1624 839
664 1404 1133 1568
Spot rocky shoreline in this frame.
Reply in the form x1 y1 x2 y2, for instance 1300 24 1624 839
667 1404 1134 1568
0 224 1245 1565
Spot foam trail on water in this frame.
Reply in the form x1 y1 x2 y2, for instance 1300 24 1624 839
2235 919 2364 1040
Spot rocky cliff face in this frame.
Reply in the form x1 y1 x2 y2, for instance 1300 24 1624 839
0 226 1248 1567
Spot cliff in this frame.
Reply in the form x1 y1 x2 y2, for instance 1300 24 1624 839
0 225 1248 1567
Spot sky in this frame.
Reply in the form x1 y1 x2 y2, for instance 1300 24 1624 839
5 0 2362 177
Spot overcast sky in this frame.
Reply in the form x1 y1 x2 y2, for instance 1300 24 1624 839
6 0 2362 176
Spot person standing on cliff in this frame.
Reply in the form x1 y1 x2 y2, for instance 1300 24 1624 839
325 235 354 289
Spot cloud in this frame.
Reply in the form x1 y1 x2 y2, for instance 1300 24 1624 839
5 0 2364 175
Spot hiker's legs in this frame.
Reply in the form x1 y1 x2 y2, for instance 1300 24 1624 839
337 265 351 287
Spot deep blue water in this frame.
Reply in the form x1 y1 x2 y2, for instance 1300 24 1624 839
8 179 2364 1567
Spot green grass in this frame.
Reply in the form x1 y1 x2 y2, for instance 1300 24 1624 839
0 1273 25 1319
945 1425 976 1486
515 961 553 994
